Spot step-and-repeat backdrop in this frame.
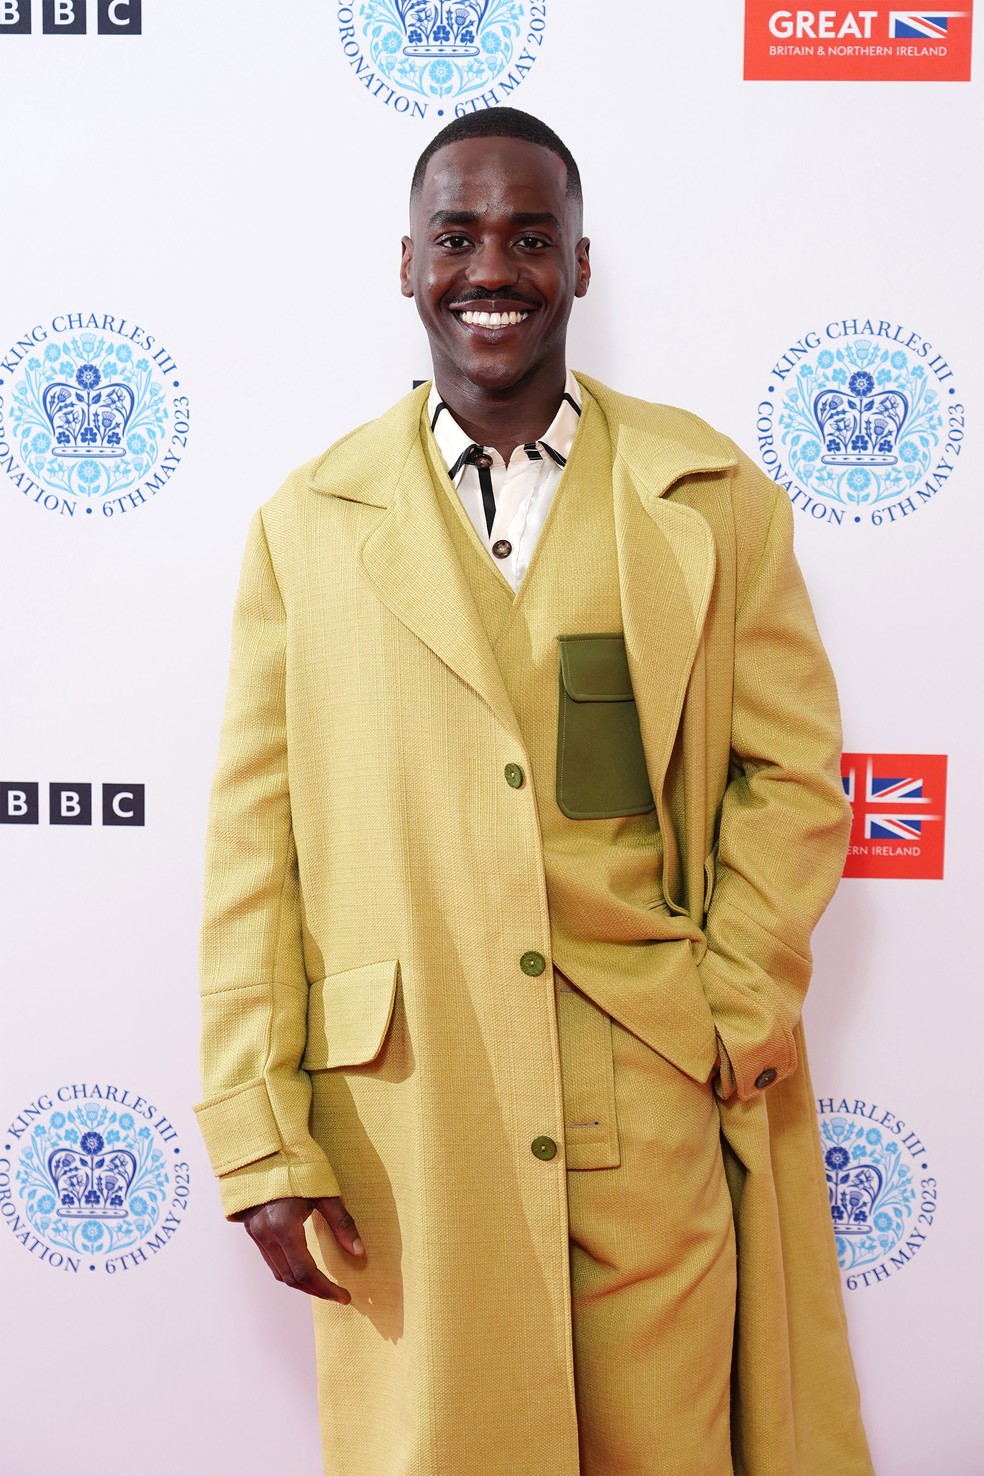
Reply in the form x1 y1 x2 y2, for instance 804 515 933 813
1 3 980 1472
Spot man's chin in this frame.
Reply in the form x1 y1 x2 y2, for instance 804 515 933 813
442 354 536 396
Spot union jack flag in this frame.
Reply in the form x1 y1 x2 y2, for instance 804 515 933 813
841 753 947 879
889 12 968 38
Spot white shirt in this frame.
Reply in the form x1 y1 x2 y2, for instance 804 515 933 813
427 371 582 593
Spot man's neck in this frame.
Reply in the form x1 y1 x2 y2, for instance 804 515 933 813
433 370 568 464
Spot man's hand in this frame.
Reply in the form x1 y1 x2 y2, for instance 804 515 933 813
240 1196 365 1303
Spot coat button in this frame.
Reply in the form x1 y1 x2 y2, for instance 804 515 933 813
520 950 546 976
531 1136 558 1161
755 1068 778 1089
504 763 524 789
492 539 513 559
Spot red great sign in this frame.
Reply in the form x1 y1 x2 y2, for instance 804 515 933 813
744 2 974 79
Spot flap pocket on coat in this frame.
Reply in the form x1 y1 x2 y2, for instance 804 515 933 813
557 633 656 820
302 959 400 1071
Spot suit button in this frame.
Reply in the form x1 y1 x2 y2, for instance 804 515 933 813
755 1068 778 1089
492 539 513 559
520 951 546 976
504 763 524 789
531 1136 558 1161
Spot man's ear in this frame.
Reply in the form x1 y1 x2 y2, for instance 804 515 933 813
575 237 591 299
400 236 414 298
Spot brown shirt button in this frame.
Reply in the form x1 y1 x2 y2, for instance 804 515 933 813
474 454 493 470
492 539 512 559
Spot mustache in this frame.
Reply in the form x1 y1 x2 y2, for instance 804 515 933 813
450 290 539 307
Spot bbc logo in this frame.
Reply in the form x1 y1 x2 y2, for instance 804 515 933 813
1 782 146 826
0 0 141 33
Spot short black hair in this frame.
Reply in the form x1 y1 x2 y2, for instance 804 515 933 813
409 107 582 222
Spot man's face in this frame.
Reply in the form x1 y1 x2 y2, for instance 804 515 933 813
400 136 590 398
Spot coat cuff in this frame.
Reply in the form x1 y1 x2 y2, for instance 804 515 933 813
698 950 798 1101
217 1158 343 1221
194 1077 341 1220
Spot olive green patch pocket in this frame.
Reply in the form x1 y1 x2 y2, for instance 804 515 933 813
557 633 655 820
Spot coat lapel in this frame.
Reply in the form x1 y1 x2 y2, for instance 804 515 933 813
614 473 718 800
315 388 525 745
575 376 737 904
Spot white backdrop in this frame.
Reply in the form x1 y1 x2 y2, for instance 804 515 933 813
1 2 981 1472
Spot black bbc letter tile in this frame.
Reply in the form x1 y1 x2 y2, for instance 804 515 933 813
1 783 39 823
0 1 32 33
102 783 145 826
97 0 139 32
50 782 92 825
43 0 86 32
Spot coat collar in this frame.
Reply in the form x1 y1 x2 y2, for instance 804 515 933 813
573 372 737 494
306 372 737 508
306 385 430 509
309 378 736 788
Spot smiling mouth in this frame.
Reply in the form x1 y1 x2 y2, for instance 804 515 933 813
454 309 532 328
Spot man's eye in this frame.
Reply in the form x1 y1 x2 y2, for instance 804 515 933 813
518 235 550 249
438 235 470 250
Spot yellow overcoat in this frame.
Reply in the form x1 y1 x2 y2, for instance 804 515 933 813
196 375 873 1475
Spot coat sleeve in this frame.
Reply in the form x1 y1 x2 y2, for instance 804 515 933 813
696 460 852 1102
194 508 341 1218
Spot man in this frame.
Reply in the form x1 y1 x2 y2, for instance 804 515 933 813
195 109 873 1475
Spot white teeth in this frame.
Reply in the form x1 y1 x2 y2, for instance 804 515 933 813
459 309 530 327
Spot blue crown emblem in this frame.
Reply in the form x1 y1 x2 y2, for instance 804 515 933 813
826 1145 885 1239
41 362 135 460
824 1145 885 1235
47 1130 137 1219
813 371 909 466
398 0 489 55
819 1115 920 1276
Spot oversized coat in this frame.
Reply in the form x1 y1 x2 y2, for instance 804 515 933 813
195 374 873 1476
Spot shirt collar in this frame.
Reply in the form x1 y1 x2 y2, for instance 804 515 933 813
427 370 582 479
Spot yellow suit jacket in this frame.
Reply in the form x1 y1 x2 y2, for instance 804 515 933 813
196 376 871 1475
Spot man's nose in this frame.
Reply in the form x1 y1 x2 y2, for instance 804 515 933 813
466 238 519 290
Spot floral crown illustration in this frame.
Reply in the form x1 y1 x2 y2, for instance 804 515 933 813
398 0 489 55
42 363 135 460
47 1131 138 1220
813 371 910 466
824 1145 885 1236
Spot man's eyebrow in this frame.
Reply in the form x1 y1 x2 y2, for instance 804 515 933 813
427 210 480 230
426 210 563 230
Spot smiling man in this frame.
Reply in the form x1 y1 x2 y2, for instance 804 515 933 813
196 110 873 1476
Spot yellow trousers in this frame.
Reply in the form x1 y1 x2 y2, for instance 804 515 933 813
557 975 737 1476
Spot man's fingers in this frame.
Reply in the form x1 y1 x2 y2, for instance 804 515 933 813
315 1196 366 1257
252 1234 289 1286
243 1199 352 1302
279 1229 352 1304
